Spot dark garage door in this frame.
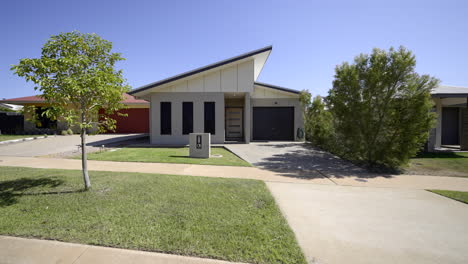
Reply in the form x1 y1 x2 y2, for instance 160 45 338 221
442 107 459 145
253 107 294 140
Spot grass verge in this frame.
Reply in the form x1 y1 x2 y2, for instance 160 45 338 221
83 147 251 167
429 189 468 204
407 152 468 177
0 166 304 264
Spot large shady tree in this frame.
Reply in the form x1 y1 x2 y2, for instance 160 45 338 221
327 47 438 168
12 31 130 189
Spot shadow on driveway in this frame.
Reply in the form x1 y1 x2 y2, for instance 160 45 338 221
228 142 391 180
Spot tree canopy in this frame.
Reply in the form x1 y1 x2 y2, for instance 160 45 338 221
326 46 438 168
12 31 130 189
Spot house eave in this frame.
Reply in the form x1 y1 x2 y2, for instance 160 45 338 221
254 82 300 94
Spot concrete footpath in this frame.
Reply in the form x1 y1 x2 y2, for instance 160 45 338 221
267 182 468 264
0 236 241 264
1 156 468 191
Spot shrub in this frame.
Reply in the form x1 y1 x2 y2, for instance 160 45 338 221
306 96 335 150
67 128 73 135
61 130 68 136
328 46 438 168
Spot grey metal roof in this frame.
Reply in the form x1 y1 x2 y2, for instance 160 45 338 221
254 82 300 94
129 46 273 95
432 85 468 97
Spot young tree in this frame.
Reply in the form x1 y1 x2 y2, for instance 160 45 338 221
327 47 438 168
12 31 130 189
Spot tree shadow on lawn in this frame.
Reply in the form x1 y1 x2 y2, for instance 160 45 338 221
0 177 84 207
253 143 391 180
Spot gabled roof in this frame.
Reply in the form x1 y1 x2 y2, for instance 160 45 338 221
129 46 273 96
432 85 468 98
254 82 300 94
0 93 148 105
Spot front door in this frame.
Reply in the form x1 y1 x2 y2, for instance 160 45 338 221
442 107 460 145
225 107 243 140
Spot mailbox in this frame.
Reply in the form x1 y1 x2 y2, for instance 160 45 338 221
189 133 210 158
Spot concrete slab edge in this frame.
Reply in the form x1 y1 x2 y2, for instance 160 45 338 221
0 135 56 145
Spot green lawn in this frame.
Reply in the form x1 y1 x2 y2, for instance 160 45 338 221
0 135 45 142
407 152 468 177
84 147 251 167
429 190 468 204
0 166 305 264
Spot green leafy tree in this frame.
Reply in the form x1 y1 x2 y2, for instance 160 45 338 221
327 46 438 168
307 96 335 149
12 31 130 189
300 91 335 149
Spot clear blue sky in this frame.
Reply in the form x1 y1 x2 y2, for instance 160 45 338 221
1 0 467 99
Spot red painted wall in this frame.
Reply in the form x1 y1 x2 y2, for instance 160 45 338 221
99 108 149 133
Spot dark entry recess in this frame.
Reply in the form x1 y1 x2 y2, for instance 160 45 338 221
253 107 294 140
442 107 459 145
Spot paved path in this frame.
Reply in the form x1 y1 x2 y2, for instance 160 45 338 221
1 155 468 191
0 236 241 264
0 134 146 157
267 182 468 264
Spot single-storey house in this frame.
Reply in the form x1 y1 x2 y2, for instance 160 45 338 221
0 93 149 134
429 85 468 151
129 46 304 145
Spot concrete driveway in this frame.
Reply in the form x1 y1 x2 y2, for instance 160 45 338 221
0 134 146 157
268 182 468 264
224 142 374 179
224 142 468 191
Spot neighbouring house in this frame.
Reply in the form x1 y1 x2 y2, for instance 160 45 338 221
129 46 304 145
429 85 468 151
0 93 149 134
0 102 23 112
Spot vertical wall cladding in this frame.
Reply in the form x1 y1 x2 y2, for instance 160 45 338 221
221 66 237 92
238 61 254 92
156 60 254 94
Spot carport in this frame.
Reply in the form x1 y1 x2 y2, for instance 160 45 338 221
430 86 468 151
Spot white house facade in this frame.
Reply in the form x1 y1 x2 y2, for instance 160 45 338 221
129 46 304 145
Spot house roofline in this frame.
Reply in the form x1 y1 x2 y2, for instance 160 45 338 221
129 45 273 95
254 82 300 94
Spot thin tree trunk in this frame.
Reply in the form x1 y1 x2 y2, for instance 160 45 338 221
81 114 91 190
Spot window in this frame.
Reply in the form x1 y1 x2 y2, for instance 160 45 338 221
182 102 193 135
204 102 215 134
160 102 171 135
35 107 57 129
